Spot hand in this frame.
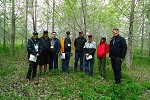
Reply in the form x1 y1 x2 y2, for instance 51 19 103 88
86 53 89 56
36 53 39 57
109 57 111 60
121 59 123 61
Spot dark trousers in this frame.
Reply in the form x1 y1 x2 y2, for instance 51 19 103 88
98 58 106 78
26 61 38 79
62 52 70 72
74 51 84 71
111 57 122 84
49 53 58 70
84 56 94 75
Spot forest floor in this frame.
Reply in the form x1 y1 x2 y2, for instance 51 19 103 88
0 45 150 100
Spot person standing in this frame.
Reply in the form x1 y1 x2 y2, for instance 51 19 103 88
60 31 72 72
83 34 96 76
26 31 43 80
97 37 109 79
74 32 87 72
39 30 50 74
49 32 61 71
109 28 127 84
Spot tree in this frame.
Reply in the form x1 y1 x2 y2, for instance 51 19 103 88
3 0 6 47
81 0 86 35
126 0 136 68
52 0 55 32
25 0 28 44
11 0 16 52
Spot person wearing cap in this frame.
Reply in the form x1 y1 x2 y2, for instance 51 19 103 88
97 37 109 79
74 32 87 72
109 28 127 84
60 31 72 72
26 31 43 80
83 34 96 76
49 32 61 71
38 30 50 74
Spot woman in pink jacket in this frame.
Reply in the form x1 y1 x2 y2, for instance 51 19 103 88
97 37 109 79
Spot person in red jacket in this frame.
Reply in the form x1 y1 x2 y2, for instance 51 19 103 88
97 37 109 79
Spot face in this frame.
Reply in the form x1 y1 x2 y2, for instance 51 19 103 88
79 33 83 38
113 30 119 37
52 33 56 38
33 34 38 39
101 39 104 42
88 37 92 42
44 33 48 37
66 34 70 38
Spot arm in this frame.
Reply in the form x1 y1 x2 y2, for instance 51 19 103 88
74 38 76 48
121 38 127 59
57 39 61 53
105 43 109 54
26 39 36 55
109 41 112 58
38 40 43 55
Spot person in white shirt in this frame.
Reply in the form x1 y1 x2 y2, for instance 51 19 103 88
83 34 96 76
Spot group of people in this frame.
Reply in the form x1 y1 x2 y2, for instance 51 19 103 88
26 28 127 84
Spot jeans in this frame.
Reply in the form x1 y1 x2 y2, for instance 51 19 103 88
84 56 94 75
26 61 38 79
98 58 106 78
49 53 58 70
111 57 122 84
62 52 71 72
74 51 84 71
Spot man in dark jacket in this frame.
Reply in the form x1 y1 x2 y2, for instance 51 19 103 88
26 31 43 80
83 34 96 76
74 32 87 72
109 28 127 84
39 30 50 74
49 32 61 70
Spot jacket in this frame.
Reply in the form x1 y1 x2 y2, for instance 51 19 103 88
26 37 43 58
49 38 61 54
39 36 50 55
97 41 109 58
83 41 96 56
109 35 127 59
60 37 74 53
74 37 87 52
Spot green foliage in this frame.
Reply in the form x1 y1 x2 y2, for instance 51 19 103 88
0 45 150 99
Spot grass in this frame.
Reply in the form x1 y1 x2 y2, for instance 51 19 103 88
0 45 150 99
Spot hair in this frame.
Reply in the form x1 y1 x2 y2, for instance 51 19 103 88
79 32 83 34
66 31 70 34
43 30 48 34
52 32 56 33
113 28 119 32
101 37 106 42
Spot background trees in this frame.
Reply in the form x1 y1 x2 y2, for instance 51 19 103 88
0 0 149 66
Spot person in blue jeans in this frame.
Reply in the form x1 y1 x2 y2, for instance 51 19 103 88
49 32 61 71
60 31 72 72
83 34 96 76
74 32 87 72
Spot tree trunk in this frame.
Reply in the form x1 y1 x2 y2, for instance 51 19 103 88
126 0 135 68
31 0 37 32
34 0 37 31
140 14 145 56
3 0 6 47
81 0 86 35
52 0 55 32
47 0 49 31
25 0 28 44
11 0 16 53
